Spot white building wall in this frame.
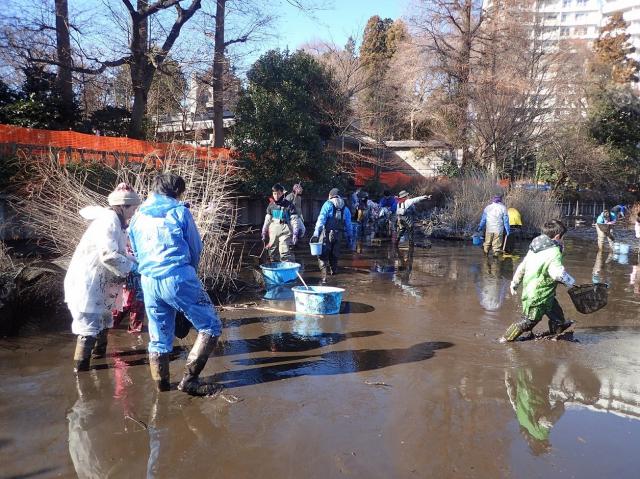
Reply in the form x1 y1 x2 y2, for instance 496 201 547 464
483 0 640 57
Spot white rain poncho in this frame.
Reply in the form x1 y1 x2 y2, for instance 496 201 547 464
64 206 134 315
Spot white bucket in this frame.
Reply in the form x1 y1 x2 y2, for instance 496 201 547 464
309 242 323 256
614 243 630 255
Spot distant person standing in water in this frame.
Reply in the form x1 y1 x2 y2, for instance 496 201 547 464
595 208 616 251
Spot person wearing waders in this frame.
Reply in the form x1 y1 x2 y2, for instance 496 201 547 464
505 206 523 253
262 183 300 262
64 183 141 372
595 208 616 251
378 189 398 238
128 173 222 396
500 219 576 343
285 183 306 243
478 194 510 256
311 188 353 283
396 190 430 243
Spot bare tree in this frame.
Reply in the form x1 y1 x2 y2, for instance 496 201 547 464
410 0 486 168
54 0 74 123
470 0 555 175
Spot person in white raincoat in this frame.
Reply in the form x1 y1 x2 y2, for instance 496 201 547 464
64 183 141 372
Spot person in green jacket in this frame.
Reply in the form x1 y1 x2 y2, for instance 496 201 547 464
501 219 576 342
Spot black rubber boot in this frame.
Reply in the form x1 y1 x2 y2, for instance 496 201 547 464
177 332 222 396
74 335 97 373
149 352 171 392
92 329 109 359
549 319 575 335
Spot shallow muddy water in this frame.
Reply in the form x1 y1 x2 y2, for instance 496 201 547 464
2 233 640 478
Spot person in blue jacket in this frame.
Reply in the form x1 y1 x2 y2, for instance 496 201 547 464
595 208 616 250
311 188 353 283
128 173 222 396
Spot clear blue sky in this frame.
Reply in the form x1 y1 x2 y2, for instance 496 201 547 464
267 0 408 52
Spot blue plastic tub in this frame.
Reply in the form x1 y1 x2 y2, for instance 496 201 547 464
292 286 345 315
472 234 483 246
260 262 301 286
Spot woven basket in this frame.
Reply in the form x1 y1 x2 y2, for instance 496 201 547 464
568 283 609 314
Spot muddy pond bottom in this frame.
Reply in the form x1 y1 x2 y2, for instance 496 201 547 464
1 238 640 478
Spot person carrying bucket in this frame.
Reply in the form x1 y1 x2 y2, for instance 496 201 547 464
501 219 576 342
128 173 223 396
478 194 510 256
311 188 353 283
595 208 616 251
262 183 300 262
396 190 431 243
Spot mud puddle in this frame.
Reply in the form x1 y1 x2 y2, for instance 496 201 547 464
1 238 640 478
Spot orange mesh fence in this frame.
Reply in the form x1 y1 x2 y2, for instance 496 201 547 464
354 167 414 189
0 124 231 165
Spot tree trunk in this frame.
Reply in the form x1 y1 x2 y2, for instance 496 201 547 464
128 1 151 139
54 0 74 125
212 0 226 147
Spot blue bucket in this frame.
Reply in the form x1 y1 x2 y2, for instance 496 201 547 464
260 262 301 286
309 242 323 256
472 235 483 246
292 286 345 315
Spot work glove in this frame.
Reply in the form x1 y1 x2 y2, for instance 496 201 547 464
509 281 519 296
261 224 269 243
291 233 298 245
560 271 576 288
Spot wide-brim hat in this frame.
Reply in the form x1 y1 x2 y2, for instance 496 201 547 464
398 190 409 199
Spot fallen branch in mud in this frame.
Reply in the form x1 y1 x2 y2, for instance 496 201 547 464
124 415 148 430
364 380 392 388
219 302 324 318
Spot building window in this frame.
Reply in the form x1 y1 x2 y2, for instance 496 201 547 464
575 12 586 22
546 13 557 20
576 0 587 5
560 27 570 36
562 0 571 7
575 27 587 35
561 13 568 21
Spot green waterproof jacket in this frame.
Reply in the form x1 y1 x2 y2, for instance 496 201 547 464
511 235 575 315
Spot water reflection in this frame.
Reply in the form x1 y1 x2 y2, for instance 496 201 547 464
68 371 146 478
505 360 602 455
592 250 613 284
213 341 454 388
471 256 512 311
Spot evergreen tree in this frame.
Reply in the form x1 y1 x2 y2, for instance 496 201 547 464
593 12 640 84
359 16 408 140
231 50 345 194
2 64 81 130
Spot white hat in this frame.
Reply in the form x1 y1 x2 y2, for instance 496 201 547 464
108 183 141 206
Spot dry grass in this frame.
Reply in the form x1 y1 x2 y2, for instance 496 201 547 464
438 172 560 235
11 144 241 293
0 241 14 273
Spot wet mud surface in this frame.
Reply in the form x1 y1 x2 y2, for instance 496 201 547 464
2 234 640 478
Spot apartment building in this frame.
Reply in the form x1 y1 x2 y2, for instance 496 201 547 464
483 0 640 57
